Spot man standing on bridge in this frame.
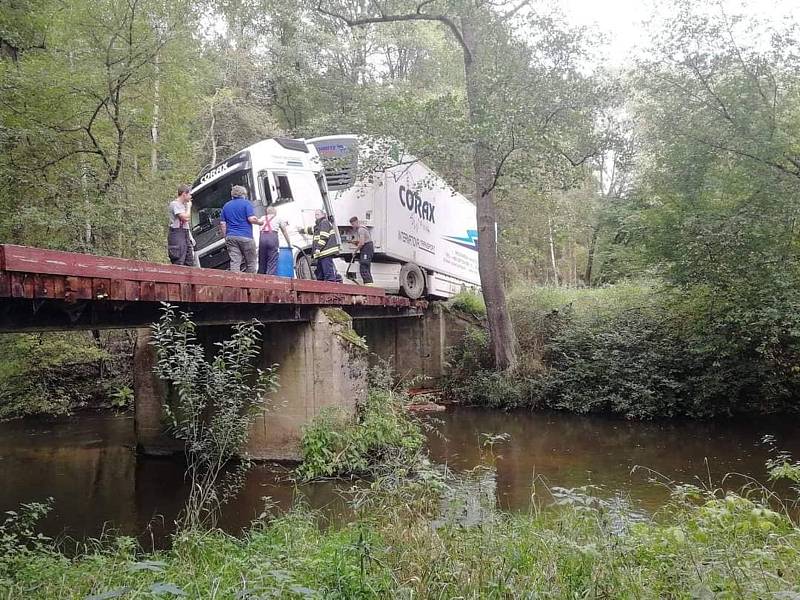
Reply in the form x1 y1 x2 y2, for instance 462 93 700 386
220 185 262 273
349 216 374 285
167 184 195 266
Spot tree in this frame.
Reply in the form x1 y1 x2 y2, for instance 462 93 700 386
316 0 605 369
0 0 200 257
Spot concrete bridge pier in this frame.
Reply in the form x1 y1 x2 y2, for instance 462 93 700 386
353 303 473 385
134 307 368 461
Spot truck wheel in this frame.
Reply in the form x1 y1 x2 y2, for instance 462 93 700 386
399 263 426 299
295 252 314 280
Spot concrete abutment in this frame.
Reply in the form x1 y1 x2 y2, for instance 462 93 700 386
134 308 368 461
133 304 470 461
352 303 473 385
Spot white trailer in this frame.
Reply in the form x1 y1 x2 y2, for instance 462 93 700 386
190 137 337 277
308 135 481 299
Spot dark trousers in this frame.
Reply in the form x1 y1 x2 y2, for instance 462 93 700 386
315 256 339 282
358 241 374 284
226 236 258 273
167 228 194 266
258 231 280 275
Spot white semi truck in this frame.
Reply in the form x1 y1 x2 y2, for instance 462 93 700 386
309 135 481 299
190 137 337 277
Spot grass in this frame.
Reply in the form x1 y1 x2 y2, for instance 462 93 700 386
447 290 486 316
3 469 800 599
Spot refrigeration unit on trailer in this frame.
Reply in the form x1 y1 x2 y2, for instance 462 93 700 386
189 137 338 276
308 135 481 299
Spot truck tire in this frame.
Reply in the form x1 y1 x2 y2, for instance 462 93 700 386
295 252 314 280
399 263 426 299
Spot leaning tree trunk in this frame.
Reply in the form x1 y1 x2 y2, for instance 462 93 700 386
462 16 517 371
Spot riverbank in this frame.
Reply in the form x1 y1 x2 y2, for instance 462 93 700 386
445 284 800 419
3 469 799 598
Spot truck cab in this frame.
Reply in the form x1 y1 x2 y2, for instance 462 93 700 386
191 138 339 276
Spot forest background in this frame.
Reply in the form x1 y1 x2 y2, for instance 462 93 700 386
1 0 799 419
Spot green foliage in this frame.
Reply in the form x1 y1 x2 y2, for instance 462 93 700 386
0 498 53 561
446 282 800 418
150 305 279 529
297 385 425 481
108 386 133 410
446 290 486 316
0 333 111 420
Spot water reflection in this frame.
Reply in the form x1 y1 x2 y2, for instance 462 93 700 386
0 415 351 548
1 408 798 545
425 407 800 512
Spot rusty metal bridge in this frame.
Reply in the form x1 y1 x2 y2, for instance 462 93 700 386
0 245 423 332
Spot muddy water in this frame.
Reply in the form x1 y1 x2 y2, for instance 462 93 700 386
1 408 797 546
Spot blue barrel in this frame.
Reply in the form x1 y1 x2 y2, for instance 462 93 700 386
277 247 294 278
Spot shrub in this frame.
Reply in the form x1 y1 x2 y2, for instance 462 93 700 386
297 384 425 480
446 290 486 316
150 305 279 529
445 281 800 418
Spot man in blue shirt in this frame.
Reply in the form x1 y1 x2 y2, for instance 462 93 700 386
220 184 262 273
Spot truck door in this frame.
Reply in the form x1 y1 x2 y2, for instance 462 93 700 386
316 171 342 247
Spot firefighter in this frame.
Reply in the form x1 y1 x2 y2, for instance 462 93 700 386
300 209 341 282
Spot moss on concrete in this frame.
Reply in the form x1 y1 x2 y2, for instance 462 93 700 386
322 307 352 326
322 308 368 350
335 328 369 350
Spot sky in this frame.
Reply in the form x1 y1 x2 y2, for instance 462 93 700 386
558 0 799 67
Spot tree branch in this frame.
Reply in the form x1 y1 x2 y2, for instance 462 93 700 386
316 2 471 63
482 131 517 197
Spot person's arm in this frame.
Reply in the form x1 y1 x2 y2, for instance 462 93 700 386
279 222 292 247
245 201 261 225
219 211 227 237
173 201 191 224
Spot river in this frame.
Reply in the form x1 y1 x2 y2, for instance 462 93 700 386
1 408 797 549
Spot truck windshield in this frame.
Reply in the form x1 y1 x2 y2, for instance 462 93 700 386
192 171 252 233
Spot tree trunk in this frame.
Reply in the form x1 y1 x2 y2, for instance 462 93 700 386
462 16 517 371
548 216 560 286
210 111 217 166
584 224 599 286
151 50 160 175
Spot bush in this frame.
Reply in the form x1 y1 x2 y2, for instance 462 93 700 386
297 383 425 480
150 305 279 529
444 281 800 418
446 290 486 316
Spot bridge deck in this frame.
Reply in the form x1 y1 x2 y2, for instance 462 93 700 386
0 245 421 331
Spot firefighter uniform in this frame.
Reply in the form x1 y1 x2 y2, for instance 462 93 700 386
302 214 340 282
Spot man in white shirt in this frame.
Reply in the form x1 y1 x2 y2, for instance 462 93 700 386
167 184 195 266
